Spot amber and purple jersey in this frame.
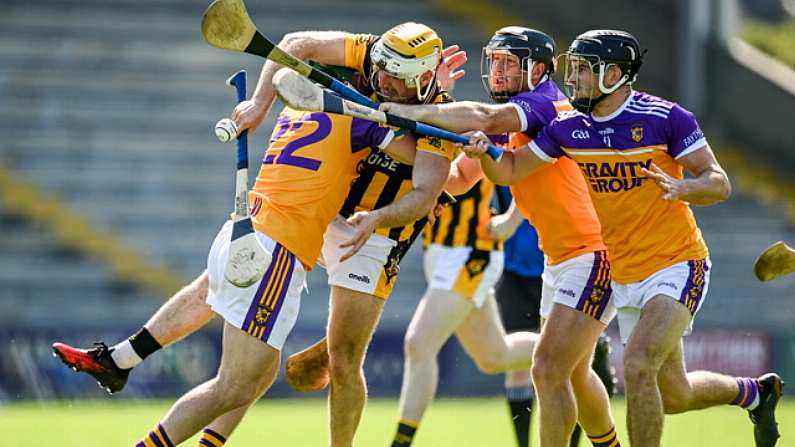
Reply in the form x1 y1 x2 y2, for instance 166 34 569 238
528 91 710 282
250 106 393 268
498 80 607 266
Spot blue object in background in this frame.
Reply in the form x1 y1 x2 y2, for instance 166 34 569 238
494 185 544 278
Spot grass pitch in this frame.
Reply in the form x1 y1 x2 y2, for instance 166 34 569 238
1 397 792 446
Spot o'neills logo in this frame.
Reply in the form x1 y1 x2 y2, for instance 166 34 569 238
348 273 371 284
578 159 652 193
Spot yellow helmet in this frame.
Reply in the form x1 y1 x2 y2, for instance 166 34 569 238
370 22 443 102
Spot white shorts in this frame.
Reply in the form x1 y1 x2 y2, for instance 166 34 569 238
321 216 398 299
206 220 306 350
612 257 711 343
540 250 616 325
424 244 504 308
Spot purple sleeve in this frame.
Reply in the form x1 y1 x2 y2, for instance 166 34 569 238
488 133 509 146
527 121 565 161
350 118 392 153
509 95 552 137
666 104 707 159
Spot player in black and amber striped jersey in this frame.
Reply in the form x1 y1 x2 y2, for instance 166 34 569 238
333 89 457 298
424 177 502 253
388 173 540 446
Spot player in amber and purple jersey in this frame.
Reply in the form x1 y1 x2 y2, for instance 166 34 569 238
462 29 782 447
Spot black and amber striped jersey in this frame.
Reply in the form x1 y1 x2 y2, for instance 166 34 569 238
424 178 502 252
339 33 459 264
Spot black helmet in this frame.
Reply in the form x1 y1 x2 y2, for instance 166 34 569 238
567 30 643 83
565 30 645 112
481 26 556 102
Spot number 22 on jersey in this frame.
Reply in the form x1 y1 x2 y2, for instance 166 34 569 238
264 111 331 171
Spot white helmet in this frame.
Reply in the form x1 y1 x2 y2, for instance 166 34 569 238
369 22 443 103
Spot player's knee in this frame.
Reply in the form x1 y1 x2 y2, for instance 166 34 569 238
403 330 433 362
531 350 562 386
213 377 258 410
328 340 364 380
623 354 658 387
660 389 691 414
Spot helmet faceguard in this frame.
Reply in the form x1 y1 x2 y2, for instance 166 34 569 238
369 22 442 103
564 30 645 113
480 26 556 102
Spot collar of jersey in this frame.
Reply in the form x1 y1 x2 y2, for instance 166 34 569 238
590 88 634 122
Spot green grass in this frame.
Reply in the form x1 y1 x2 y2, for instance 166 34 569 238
0 397 792 446
742 18 795 70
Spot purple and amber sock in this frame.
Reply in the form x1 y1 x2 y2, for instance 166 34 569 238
731 377 760 410
588 426 620 447
135 424 174 447
390 419 419 447
199 428 227 447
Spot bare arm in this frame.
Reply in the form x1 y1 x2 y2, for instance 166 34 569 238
381 133 417 165
464 132 548 185
338 151 450 261
445 154 484 195
641 145 731 205
369 151 450 228
380 101 522 134
231 31 349 134
487 199 524 241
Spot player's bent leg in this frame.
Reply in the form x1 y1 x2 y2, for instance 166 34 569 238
326 286 385 447
570 349 618 444
622 295 692 447
285 337 329 392
532 304 609 447
454 292 537 374
137 322 281 446
143 271 214 347
570 334 617 447
398 288 474 423
133 223 305 445
53 272 214 394
495 272 542 447
656 340 731 413
198 360 278 446
657 341 784 447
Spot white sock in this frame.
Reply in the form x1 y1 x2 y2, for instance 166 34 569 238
110 340 143 369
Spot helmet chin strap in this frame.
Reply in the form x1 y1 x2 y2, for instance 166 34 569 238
570 62 628 113
524 60 550 92
416 70 439 103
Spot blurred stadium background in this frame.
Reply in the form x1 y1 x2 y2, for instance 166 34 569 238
0 0 793 445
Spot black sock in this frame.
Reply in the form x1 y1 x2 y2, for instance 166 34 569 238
506 386 533 447
570 424 582 447
128 327 162 361
390 420 418 447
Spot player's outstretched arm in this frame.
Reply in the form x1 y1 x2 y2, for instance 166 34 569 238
641 144 731 205
463 132 546 185
380 101 522 135
232 31 349 135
